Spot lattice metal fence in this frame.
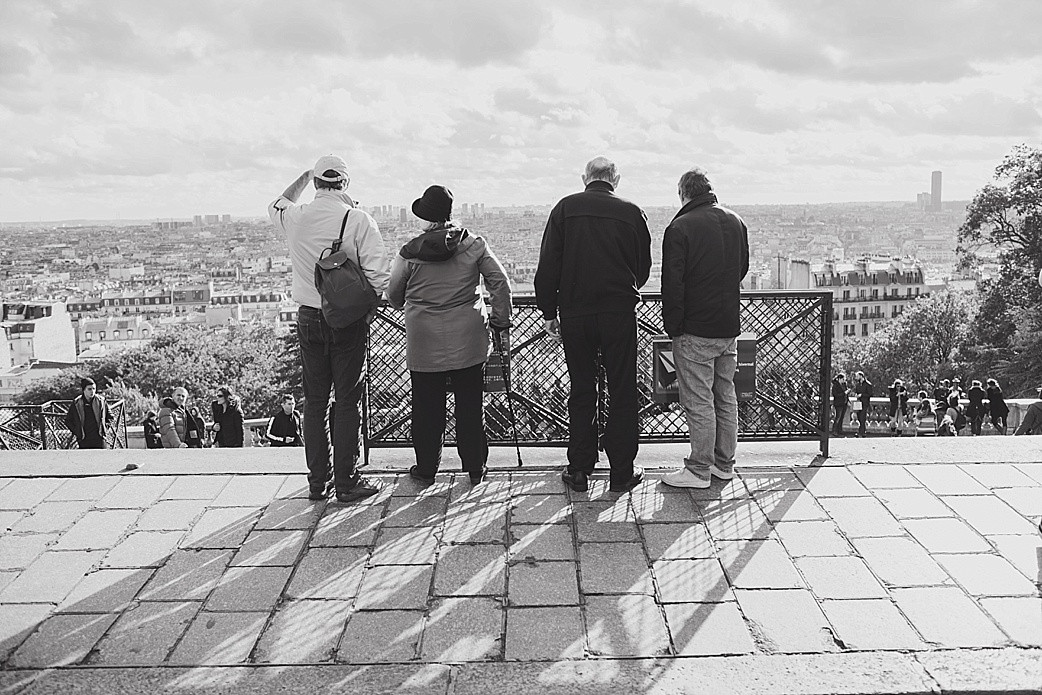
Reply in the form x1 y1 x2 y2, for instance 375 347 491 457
0 400 128 450
366 291 832 455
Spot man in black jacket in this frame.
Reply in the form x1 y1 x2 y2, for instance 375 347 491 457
535 156 652 493
266 394 304 446
65 378 110 449
660 168 749 489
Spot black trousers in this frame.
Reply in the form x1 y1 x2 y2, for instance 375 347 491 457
410 363 488 476
560 312 638 484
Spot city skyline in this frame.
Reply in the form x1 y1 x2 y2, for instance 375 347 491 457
2 2 1041 221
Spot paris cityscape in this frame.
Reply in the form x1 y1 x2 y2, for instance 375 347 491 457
0 170 971 401
1 2 1040 692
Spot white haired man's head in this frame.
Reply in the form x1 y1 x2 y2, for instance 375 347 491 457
582 156 620 189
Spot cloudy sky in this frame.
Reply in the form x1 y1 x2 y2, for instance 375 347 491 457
2 0 1041 221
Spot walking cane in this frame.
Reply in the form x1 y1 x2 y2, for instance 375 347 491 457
493 328 524 467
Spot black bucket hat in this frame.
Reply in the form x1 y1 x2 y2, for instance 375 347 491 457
412 185 453 223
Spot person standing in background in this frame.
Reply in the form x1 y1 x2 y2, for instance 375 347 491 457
852 371 873 437
65 378 109 449
831 373 849 436
211 385 245 447
266 394 304 447
985 378 1009 435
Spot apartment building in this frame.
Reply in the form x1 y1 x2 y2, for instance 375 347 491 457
77 315 155 359
812 257 928 340
0 302 76 367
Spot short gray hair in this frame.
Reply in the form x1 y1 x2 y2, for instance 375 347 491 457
678 167 713 200
584 156 618 183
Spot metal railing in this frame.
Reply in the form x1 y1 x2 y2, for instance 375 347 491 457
0 400 128 450
365 291 833 457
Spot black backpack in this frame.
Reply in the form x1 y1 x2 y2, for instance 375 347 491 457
314 210 379 328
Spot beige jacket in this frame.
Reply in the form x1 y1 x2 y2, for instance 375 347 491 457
386 230 511 372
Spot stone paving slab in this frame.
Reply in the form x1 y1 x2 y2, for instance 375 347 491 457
1 446 1041 692
422 597 503 662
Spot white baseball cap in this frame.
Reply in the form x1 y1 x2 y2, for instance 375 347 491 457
313 154 349 182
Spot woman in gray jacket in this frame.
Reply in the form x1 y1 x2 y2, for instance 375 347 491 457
387 185 512 486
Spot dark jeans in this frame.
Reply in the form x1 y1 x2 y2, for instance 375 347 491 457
856 407 867 436
833 403 847 434
410 363 488 477
970 414 984 436
297 306 367 494
560 312 638 484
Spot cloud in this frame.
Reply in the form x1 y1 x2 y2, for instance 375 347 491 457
46 3 199 74
812 92 1042 137
0 40 34 79
493 87 586 126
112 0 550 68
569 0 1042 84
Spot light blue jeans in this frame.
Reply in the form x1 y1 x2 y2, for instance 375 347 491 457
673 335 738 477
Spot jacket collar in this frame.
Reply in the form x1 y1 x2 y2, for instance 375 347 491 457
315 189 356 207
673 191 719 220
584 180 615 194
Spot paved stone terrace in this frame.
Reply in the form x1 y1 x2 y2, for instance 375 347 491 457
0 442 1041 694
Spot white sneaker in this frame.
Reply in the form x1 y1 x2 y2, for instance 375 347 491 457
709 465 734 480
661 467 711 489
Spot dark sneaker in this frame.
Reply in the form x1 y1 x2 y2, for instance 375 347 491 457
469 467 487 486
561 469 589 492
308 479 334 501
609 466 645 493
335 478 381 504
409 465 436 485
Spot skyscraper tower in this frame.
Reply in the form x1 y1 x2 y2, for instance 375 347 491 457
931 171 942 211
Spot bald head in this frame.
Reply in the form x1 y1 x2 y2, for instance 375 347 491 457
582 156 620 188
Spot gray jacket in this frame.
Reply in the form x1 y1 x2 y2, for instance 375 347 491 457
386 227 512 372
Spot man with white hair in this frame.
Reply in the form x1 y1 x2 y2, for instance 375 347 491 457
535 156 652 493
269 155 390 503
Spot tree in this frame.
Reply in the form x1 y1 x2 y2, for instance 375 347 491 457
958 143 1042 395
275 328 302 401
833 290 976 391
18 322 291 418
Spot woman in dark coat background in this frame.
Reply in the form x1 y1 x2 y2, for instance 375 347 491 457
966 380 987 436
211 385 245 447
985 378 1009 435
831 373 848 436
852 371 873 438
142 410 162 449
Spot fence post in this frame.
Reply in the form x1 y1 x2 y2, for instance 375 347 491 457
820 293 833 458
39 405 48 450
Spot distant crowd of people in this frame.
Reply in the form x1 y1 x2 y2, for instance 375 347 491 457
64 378 303 450
831 372 1042 438
139 386 303 450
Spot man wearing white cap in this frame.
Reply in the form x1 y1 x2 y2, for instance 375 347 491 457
268 155 390 503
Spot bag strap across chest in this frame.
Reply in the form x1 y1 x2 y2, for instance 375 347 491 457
321 210 352 260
